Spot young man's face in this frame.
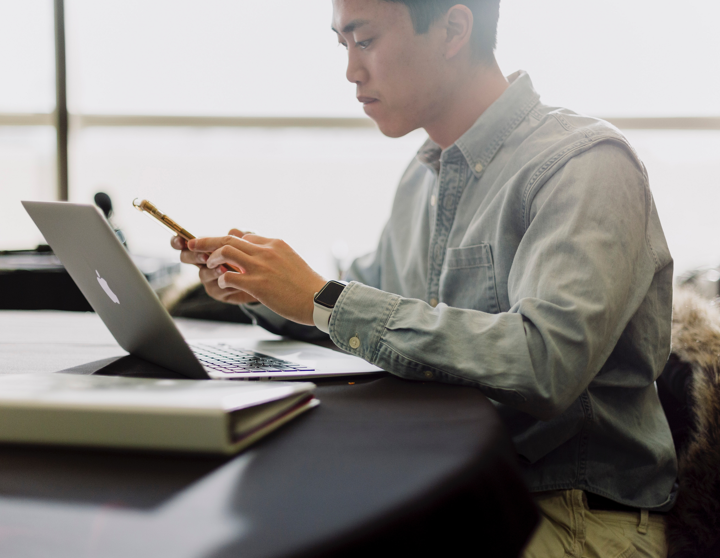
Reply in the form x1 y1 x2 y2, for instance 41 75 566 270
332 0 450 138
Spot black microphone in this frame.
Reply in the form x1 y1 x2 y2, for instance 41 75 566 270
94 192 128 249
94 192 113 219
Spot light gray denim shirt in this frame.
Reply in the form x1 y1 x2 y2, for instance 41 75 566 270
246 71 677 509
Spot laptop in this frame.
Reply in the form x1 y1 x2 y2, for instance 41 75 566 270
22 201 384 380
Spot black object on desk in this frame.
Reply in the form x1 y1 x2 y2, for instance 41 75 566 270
0 311 538 557
0 247 180 311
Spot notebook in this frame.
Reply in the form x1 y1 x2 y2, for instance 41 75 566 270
0 373 318 454
22 201 384 380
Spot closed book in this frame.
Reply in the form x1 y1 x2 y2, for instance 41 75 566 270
0 374 318 454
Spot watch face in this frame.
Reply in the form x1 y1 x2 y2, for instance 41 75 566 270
315 281 346 308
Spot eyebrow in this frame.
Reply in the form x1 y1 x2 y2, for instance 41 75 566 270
331 19 370 35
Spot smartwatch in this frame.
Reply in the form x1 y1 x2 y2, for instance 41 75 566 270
313 280 348 333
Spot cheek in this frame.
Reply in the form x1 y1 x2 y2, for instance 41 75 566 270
383 47 441 106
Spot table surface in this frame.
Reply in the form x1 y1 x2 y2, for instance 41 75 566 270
0 310 537 557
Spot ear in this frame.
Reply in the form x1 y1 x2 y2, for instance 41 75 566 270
443 5 473 60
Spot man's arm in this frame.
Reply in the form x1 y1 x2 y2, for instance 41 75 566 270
173 227 388 341
180 144 670 421
238 228 388 339
325 144 671 420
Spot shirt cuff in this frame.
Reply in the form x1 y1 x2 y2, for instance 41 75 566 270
328 281 401 363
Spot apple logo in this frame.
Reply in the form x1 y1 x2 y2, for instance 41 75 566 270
96 270 120 304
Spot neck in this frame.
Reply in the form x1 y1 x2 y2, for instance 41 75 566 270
425 60 509 150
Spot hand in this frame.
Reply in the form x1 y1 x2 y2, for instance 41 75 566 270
187 232 327 325
170 229 259 305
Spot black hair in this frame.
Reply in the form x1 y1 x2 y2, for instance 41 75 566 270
382 0 501 62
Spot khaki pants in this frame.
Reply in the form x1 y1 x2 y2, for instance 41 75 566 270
522 490 667 558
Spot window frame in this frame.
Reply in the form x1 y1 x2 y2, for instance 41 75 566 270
1 0 719 202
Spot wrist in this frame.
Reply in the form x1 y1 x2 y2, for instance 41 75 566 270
300 277 327 325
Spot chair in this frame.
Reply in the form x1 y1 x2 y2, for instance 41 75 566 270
658 287 720 557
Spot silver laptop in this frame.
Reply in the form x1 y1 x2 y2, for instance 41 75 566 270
22 201 384 380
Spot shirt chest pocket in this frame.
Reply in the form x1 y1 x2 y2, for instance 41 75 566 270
439 243 501 314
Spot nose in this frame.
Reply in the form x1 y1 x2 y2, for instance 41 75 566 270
345 48 367 85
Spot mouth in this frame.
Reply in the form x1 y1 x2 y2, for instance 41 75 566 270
357 96 378 105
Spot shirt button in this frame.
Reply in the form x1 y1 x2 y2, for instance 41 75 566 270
430 298 438 307
475 163 483 173
423 370 434 380
430 195 436 207
349 336 361 349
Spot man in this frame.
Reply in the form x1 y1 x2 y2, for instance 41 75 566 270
173 1 676 555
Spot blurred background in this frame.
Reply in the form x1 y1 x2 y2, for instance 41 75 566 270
1 0 719 281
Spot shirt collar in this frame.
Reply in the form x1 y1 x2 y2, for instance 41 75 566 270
417 71 541 176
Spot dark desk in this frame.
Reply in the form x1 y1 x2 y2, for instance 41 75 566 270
0 311 537 557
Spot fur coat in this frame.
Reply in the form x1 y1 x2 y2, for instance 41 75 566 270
665 287 720 557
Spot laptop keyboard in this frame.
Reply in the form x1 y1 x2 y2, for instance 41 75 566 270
190 343 315 374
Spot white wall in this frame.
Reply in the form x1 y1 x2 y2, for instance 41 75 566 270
1 0 719 278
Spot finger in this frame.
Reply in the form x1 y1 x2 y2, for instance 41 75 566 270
180 249 209 266
228 228 261 237
223 291 258 304
199 265 226 284
189 235 262 256
220 291 257 305
238 233 272 245
218 270 253 291
206 244 255 271
206 281 237 301
170 235 187 251
201 270 256 304
200 271 243 303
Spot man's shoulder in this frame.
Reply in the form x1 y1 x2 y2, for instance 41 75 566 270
392 102 645 199
523 103 638 162
501 102 646 190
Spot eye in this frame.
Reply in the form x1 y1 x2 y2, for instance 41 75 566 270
337 40 348 49
356 39 373 50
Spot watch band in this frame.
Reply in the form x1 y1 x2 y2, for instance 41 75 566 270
313 280 348 333
313 300 333 334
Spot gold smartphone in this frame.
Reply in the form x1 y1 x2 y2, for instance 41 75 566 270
133 198 196 241
133 198 241 273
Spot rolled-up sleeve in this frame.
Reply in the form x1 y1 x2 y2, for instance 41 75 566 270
329 144 669 421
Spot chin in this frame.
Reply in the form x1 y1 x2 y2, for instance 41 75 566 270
374 118 418 139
